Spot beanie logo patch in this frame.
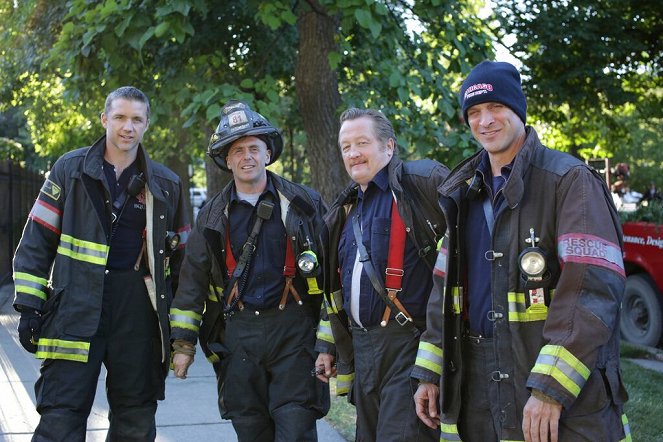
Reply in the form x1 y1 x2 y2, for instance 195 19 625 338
464 83 493 100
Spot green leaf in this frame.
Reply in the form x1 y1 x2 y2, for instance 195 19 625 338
240 78 254 89
328 51 342 70
206 103 221 121
281 9 297 26
389 70 401 87
154 21 170 38
138 27 155 50
355 9 372 29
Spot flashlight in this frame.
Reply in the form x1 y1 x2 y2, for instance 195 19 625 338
297 250 318 276
165 231 180 252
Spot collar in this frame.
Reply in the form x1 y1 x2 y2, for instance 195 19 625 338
230 175 278 204
358 165 390 200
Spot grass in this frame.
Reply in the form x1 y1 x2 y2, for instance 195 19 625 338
324 379 356 441
323 344 663 441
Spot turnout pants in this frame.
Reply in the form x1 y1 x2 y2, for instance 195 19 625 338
33 268 163 442
352 321 439 442
214 304 329 442
458 335 628 441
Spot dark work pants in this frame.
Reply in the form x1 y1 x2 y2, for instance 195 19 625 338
215 304 329 442
33 268 163 442
457 336 500 442
352 321 439 442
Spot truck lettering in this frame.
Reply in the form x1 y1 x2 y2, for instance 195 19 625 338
646 236 663 249
623 235 645 245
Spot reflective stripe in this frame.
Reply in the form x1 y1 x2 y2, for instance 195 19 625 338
557 233 625 277
336 373 354 395
36 338 90 362
440 422 461 441
329 290 343 314
620 414 631 442
208 285 223 302
507 291 555 322
176 224 191 249
531 345 590 398
316 320 334 344
451 286 462 315
57 234 109 265
30 199 62 234
415 341 443 375
306 277 323 294
207 353 221 363
14 272 49 301
170 308 202 332
433 246 448 278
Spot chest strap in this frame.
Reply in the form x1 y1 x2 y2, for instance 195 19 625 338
352 198 412 327
224 199 274 313
225 223 301 311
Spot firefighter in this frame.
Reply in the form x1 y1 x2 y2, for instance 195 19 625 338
314 108 448 441
412 61 630 441
13 86 190 440
170 100 329 441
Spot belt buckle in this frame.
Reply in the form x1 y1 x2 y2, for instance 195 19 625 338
395 311 410 326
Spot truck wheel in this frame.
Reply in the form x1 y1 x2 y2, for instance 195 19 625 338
620 274 663 347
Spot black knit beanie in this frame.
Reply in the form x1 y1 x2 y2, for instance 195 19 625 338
459 60 527 125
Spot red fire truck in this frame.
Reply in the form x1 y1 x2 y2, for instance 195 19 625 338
588 159 663 347
621 221 663 347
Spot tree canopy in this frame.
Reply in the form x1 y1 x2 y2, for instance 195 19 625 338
1 0 660 198
0 0 493 202
493 0 662 191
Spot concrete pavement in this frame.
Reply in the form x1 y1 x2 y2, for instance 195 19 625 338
0 282 346 442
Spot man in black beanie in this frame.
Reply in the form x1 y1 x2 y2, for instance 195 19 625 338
412 60 631 441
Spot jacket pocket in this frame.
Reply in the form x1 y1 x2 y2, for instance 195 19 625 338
563 368 610 417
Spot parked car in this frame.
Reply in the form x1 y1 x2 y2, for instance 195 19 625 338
190 187 207 209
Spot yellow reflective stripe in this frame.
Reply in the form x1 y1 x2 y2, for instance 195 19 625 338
507 291 554 322
451 286 461 314
208 285 223 302
531 345 590 398
336 373 354 395
306 277 323 294
329 290 342 314
440 422 460 441
415 341 443 375
620 414 631 441
169 308 202 332
36 338 90 362
58 234 109 265
317 320 334 344
14 272 49 301
207 353 221 363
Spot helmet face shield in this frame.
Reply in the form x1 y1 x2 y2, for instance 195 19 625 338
208 100 283 171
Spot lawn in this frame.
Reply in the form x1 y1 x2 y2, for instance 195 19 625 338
324 344 663 441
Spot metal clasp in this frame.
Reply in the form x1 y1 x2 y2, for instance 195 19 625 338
485 250 504 261
490 370 510 382
395 312 412 326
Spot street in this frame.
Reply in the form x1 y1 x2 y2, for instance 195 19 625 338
0 282 344 442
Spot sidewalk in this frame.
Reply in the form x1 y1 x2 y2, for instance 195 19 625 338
0 282 345 442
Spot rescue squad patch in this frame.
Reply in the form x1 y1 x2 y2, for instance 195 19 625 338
40 179 61 201
557 233 625 277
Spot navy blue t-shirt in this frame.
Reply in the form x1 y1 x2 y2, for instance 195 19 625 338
227 179 306 310
104 159 146 270
463 152 511 337
338 166 433 327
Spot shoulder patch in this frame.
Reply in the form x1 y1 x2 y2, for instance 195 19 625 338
40 179 62 201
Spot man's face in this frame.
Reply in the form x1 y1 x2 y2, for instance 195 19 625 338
226 136 270 186
101 98 149 155
338 116 394 190
466 102 525 159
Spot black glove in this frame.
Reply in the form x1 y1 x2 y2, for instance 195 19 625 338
18 309 42 353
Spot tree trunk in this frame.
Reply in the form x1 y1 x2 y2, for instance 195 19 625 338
295 1 346 205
